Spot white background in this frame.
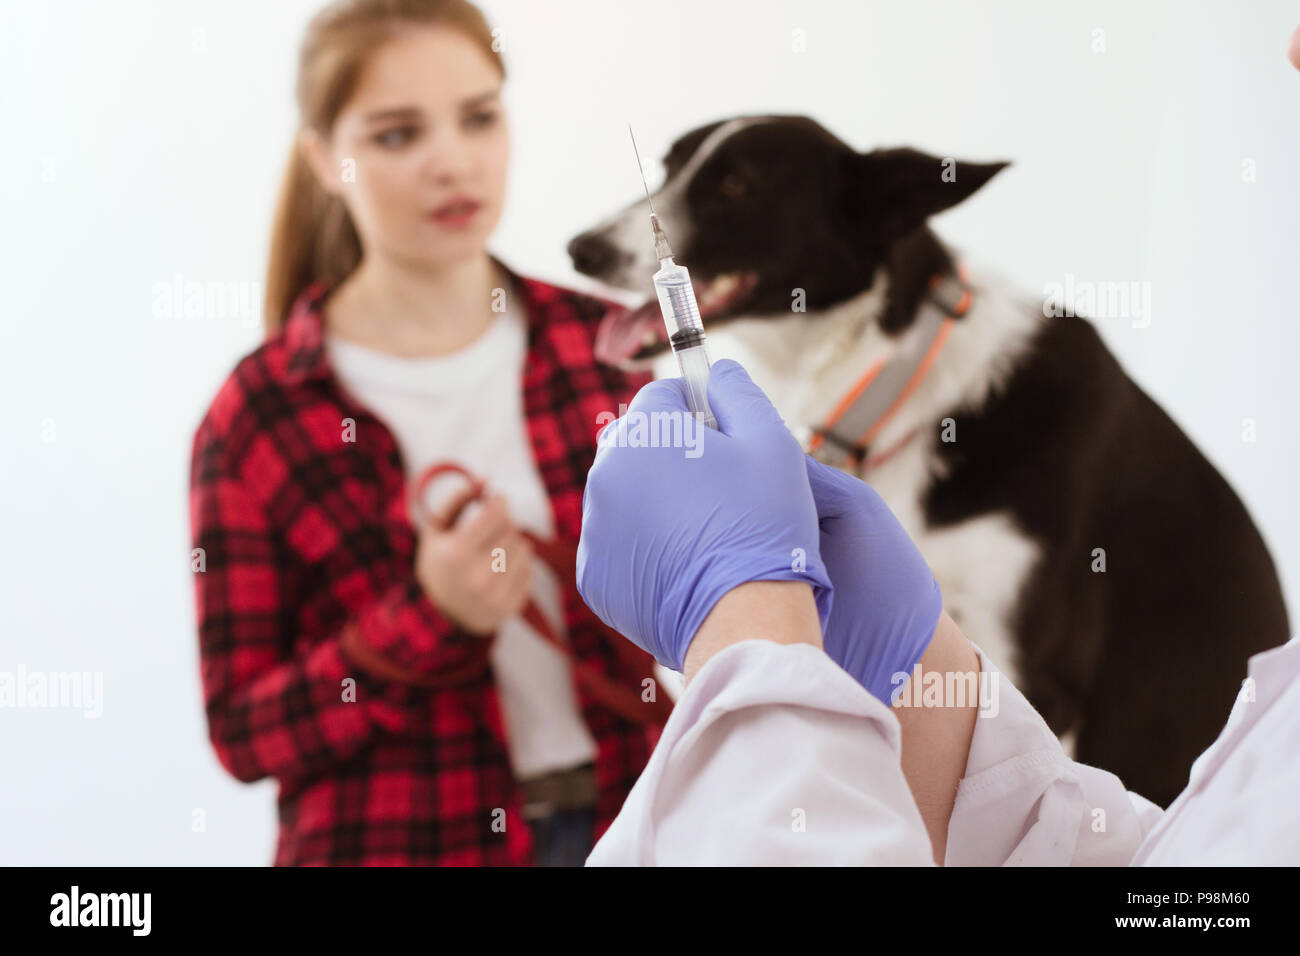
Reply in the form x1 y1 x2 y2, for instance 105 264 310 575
2 0 1297 864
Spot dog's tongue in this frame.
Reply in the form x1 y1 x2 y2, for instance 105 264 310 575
594 301 664 364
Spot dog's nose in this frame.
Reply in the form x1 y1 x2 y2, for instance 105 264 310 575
567 232 619 277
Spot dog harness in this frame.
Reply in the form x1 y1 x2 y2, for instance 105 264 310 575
804 265 972 474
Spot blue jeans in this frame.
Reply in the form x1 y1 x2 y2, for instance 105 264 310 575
530 806 596 867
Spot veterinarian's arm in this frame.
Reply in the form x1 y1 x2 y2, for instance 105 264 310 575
800 456 975 860
892 611 980 863
588 582 935 866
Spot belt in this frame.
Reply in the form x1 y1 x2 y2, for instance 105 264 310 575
520 762 598 819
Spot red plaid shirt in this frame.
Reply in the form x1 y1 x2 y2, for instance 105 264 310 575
189 260 657 865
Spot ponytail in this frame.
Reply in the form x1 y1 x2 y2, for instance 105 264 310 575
264 141 362 333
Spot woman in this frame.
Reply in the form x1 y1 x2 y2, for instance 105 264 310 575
189 0 660 866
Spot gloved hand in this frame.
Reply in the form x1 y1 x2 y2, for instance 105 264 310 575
576 359 833 672
803 456 943 705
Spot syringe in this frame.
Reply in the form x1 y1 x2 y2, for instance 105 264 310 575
629 125 718 431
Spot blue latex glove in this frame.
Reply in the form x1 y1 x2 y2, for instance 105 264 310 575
576 359 834 672
803 456 943 705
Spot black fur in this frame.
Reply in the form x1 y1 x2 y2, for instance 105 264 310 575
926 313 1288 804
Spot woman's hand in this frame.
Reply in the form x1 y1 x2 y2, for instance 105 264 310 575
414 486 535 635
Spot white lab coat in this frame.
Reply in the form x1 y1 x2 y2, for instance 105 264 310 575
587 635 1300 865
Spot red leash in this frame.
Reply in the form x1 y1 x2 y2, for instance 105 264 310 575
374 462 674 729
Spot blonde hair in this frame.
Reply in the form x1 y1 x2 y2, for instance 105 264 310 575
264 0 504 333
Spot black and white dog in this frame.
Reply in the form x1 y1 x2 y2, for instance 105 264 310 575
568 114 1289 807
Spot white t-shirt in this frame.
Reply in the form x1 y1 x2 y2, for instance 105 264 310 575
325 295 598 781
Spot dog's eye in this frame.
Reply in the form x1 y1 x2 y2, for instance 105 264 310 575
721 172 748 198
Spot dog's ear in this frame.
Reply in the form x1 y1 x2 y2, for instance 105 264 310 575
841 148 1010 243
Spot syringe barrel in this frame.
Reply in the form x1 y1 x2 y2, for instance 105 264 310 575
653 258 717 429
652 258 703 337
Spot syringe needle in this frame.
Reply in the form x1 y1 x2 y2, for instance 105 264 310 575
628 123 656 215
629 123 673 261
